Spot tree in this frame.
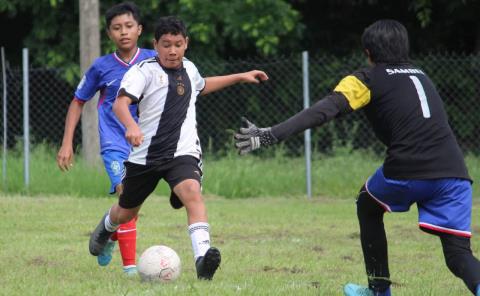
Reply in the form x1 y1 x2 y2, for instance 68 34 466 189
79 0 100 166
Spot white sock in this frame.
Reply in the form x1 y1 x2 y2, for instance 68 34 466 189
104 213 119 232
188 222 211 260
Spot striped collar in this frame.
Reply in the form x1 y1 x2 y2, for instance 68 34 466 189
113 47 140 67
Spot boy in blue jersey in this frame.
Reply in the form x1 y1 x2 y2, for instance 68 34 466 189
235 20 480 295
57 2 156 275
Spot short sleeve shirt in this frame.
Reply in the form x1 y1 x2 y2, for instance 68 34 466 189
118 57 206 165
74 48 157 154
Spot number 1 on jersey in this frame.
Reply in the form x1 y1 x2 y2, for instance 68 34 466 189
409 75 431 118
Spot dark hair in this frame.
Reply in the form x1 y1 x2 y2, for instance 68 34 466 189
361 19 409 63
105 2 141 29
154 16 187 41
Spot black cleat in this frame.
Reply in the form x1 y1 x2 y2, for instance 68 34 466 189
169 192 184 209
89 213 114 256
196 247 221 280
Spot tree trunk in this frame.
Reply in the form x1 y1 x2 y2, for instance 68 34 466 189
79 0 100 166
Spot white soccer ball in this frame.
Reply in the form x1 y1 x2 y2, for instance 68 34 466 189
138 245 181 282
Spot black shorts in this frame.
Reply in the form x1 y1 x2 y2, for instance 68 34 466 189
119 155 203 209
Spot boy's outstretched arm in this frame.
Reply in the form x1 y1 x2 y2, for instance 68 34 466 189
234 94 352 155
201 70 268 96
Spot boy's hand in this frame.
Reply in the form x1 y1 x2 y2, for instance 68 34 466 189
241 70 269 84
125 124 144 147
234 117 277 155
57 145 74 171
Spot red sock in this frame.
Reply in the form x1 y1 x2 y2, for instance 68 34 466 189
110 231 118 241
117 217 137 267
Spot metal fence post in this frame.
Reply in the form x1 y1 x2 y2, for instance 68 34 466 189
1 47 7 187
2 46 7 190
302 51 312 198
23 48 29 188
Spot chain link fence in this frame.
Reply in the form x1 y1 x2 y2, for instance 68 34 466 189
1 52 480 156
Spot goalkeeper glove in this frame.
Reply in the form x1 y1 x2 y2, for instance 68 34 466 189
234 117 278 155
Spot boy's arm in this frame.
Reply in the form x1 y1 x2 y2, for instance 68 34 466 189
201 70 268 96
56 99 84 171
234 70 370 155
113 95 144 147
235 94 352 155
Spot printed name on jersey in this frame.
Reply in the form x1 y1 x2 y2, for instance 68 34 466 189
385 68 425 75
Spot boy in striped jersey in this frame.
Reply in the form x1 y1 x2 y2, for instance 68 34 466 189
89 16 268 280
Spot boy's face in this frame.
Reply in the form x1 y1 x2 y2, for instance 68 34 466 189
154 33 188 69
107 13 142 52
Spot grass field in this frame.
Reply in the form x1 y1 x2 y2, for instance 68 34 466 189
2 145 480 199
1 195 478 295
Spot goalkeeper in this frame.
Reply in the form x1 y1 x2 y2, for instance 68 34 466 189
235 19 480 296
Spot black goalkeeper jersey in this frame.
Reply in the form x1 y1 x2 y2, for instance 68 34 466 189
272 62 470 181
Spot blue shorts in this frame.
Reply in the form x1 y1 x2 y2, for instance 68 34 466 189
365 167 472 238
101 150 128 194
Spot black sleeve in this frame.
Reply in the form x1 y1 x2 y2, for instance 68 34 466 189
271 93 352 141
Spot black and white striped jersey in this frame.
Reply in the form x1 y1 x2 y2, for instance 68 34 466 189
118 57 205 165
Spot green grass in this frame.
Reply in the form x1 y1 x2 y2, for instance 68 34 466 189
1 195 478 295
1 145 479 199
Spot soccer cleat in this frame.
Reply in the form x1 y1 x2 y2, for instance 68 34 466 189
343 283 391 296
97 239 115 266
196 247 221 280
89 213 115 256
169 192 184 209
123 266 138 276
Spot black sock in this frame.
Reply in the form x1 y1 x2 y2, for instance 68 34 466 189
356 186 391 292
440 234 480 294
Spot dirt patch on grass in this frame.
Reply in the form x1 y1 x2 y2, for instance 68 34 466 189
263 265 305 274
28 256 58 267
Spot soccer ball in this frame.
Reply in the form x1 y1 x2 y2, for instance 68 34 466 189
138 245 181 282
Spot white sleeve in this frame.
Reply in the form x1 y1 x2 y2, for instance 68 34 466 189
188 62 206 92
117 65 148 102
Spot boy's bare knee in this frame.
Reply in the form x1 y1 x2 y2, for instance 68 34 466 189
175 180 202 201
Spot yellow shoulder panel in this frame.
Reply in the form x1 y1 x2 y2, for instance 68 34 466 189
333 75 371 110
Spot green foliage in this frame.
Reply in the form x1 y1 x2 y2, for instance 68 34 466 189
0 0 303 82
410 0 433 28
174 0 303 57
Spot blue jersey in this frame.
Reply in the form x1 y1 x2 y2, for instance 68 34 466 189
74 48 157 154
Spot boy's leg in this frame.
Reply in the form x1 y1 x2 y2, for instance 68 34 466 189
417 178 479 294
91 161 160 261
356 186 391 293
90 206 140 255
116 217 138 273
100 151 139 270
173 179 221 280
439 234 480 294
115 181 138 274
166 156 221 280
